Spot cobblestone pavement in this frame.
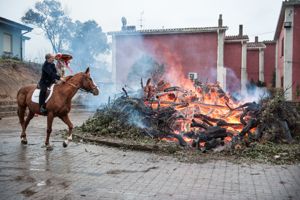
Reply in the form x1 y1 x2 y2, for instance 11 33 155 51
0 111 300 200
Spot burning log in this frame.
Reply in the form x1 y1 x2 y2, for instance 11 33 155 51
155 91 177 98
239 118 258 137
191 119 208 129
157 80 171 92
204 139 220 150
159 133 187 147
193 102 227 108
194 113 241 127
205 126 227 138
164 86 186 93
192 126 228 150
144 78 155 99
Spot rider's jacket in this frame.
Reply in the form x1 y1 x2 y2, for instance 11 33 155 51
39 61 60 87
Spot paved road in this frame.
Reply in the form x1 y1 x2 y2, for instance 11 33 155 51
0 111 300 200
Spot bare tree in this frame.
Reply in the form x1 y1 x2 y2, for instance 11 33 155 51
22 0 73 53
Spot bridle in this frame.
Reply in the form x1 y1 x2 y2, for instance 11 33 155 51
65 79 97 94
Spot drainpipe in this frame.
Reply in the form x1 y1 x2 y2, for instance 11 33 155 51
217 14 226 90
20 30 30 61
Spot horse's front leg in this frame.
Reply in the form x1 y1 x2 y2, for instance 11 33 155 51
59 115 73 148
45 112 54 150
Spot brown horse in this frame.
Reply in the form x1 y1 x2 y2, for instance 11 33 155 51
17 67 99 149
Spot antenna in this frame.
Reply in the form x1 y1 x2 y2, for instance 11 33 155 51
139 11 144 29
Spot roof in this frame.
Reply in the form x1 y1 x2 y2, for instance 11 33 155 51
247 42 266 49
108 26 228 36
225 35 249 42
22 36 31 40
0 17 33 31
274 0 300 40
263 40 276 45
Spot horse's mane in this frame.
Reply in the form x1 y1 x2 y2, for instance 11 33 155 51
56 75 74 87
60 73 84 86
64 75 74 82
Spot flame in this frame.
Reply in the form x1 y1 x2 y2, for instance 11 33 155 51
143 64 251 147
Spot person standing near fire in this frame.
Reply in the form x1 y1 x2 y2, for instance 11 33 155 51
38 53 65 114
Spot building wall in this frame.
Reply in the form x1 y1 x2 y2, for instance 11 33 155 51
247 49 259 82
277 22 285 88
293 5 300 100
115 32 218 85
0 23 22 58
263 43 276 87
224 42 242 92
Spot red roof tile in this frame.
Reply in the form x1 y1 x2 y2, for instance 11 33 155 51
247 42 266 49
108 26 228 35
263 40 276 44
225 35 249 41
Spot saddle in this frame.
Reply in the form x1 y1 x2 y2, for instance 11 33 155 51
31 84 55 104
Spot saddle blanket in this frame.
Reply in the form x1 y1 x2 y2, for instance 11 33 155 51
31 84 55 104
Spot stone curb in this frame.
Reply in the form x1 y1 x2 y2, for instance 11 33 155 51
73 133 180 153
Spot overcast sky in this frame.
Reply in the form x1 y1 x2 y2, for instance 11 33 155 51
0 0 283 62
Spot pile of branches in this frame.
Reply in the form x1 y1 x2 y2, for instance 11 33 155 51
254 90 299 143
80 94 188 145
80 97 145 140
80 79 299 151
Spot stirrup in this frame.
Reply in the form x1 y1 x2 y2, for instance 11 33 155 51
40 106 48 115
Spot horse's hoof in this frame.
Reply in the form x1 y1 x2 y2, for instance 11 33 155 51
42 144 54 151
46 145 53 151
21 138 28 145
63 141 68 148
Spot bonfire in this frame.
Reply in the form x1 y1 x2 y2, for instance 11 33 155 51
80 75 299 152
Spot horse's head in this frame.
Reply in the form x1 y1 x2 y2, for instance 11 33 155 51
81 67 99 96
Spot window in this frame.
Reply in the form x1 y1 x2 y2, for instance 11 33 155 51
281 37 284 57
3 33 12 53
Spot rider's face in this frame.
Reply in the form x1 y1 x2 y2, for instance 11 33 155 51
47 55 55 63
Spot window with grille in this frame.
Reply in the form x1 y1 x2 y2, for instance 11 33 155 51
3 33 12 53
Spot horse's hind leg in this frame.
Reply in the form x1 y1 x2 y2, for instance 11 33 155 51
19 107 35 144
18 106 28 144
22 111 35 144
59 115 73 148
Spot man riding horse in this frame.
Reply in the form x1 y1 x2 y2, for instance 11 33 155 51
17 54 99 150
39 53 66 114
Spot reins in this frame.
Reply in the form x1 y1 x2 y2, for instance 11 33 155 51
64 79 97 93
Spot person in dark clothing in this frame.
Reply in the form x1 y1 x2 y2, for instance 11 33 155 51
38 53 63 114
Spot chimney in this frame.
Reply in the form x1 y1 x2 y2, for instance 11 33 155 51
239 24 243 36
218 14 223 27
255 36 259 43
121 17 127 31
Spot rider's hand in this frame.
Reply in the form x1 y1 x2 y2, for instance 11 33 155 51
60 77 66 82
